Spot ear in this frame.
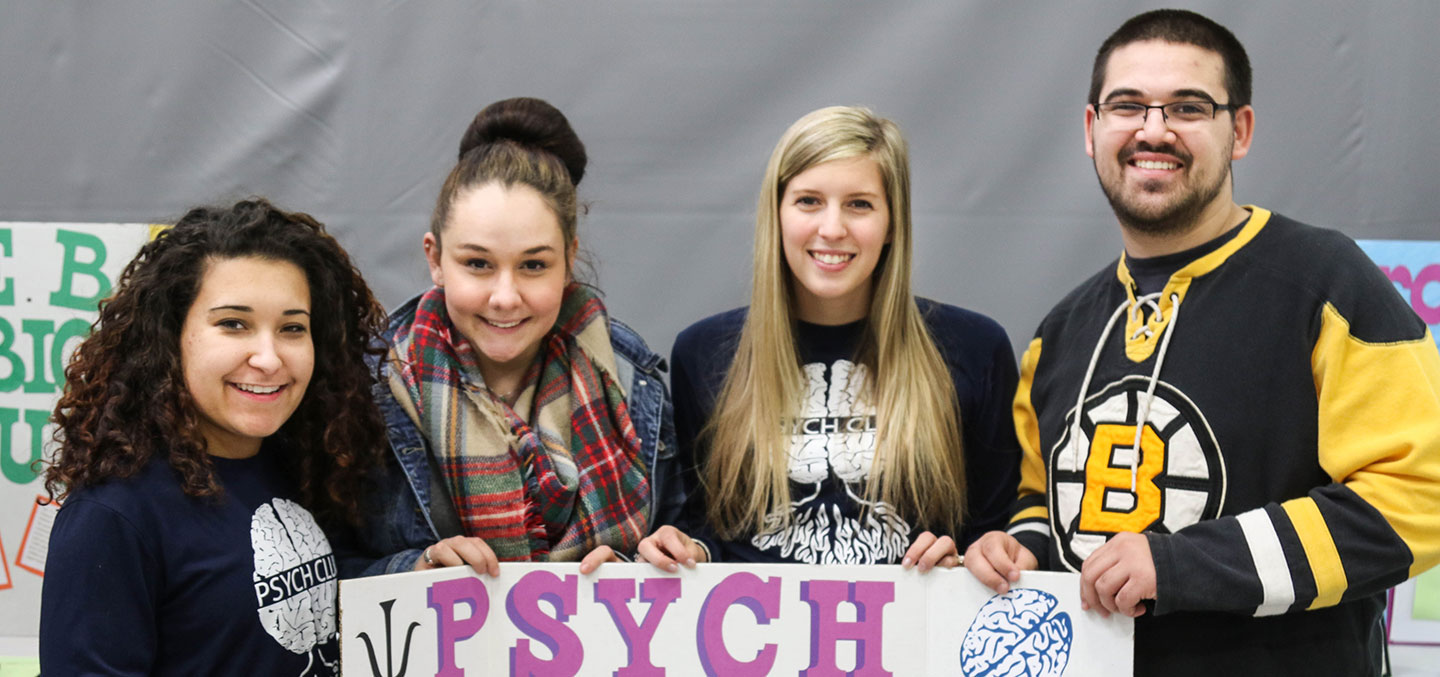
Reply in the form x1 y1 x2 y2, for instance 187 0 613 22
422 232 444 287
1084 104 1098 158
1230 105 1255 160
566 238 579 279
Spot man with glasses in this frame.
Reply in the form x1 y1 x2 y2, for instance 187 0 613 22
965 9 1440 675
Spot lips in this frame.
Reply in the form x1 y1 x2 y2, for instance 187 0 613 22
810 250 856 266
230 382 288 400
1122 143 1189 172
482 317 527 330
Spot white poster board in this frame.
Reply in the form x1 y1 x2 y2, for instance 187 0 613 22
0 223 153 651
340 563 1131 676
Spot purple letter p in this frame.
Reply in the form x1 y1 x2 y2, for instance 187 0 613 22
427 576 490 677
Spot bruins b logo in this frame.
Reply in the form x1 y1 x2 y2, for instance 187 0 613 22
1049 375 1225 572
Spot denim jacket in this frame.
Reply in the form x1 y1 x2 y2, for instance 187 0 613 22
339 293 680 578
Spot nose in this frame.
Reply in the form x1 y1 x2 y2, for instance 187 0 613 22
1135 106 1177 145
489 271 521 309
816 206 847 240
248 335 282 372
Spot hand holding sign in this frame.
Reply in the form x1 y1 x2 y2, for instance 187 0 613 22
636 525 707 572
414 535 500 577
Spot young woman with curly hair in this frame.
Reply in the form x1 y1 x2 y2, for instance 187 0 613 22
39 198 388 677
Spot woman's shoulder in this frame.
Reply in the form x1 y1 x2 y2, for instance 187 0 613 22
606 315 664 371
915 297 1010 348
384 290 426 336
674 307 748 353
58 455 182 529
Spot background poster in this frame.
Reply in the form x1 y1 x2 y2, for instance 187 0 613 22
0 223 152 652
1360 238 1440 647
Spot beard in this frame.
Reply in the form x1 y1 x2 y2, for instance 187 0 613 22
1095 141 1231 237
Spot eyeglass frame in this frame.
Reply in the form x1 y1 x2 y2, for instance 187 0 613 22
1092 100 1240 127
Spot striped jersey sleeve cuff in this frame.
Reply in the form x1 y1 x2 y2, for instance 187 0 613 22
1237 508 1296 616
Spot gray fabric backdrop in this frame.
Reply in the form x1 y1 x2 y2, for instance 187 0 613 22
4 1 1436 361
2 0 1439 651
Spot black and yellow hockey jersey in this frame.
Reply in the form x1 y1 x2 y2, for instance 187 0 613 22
1009 207 1440 675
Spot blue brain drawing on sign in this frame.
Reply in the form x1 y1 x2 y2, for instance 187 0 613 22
960 588 1073 677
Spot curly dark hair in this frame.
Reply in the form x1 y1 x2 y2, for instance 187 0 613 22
44 198 388 527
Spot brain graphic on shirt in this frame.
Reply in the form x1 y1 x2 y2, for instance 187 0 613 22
960 588 1072 677
251 498 337 655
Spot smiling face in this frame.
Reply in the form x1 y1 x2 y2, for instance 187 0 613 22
1085 40 1253 239
425 182 569 395
180 256 314 459
779 155 890 325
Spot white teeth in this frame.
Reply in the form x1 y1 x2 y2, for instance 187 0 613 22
487 318 522 329
1135 160 1179 170
812 252 854 265
236 384 281 395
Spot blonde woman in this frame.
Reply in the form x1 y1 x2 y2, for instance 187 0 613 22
639 106 1020 570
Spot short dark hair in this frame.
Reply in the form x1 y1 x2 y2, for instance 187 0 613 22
1089 9 1252 108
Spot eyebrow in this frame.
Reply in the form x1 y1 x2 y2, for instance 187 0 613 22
1102 87 1219 103
207 305 310 316
788 187 883 197
454 243 557 255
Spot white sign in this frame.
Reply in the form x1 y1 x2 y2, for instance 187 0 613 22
340 563 1132 676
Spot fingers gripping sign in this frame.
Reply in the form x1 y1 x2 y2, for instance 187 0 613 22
901 531 959 572
1079 532 1156 618
578 545 622 575
416 535 501 577
636 525 707 572
964 531 1039 594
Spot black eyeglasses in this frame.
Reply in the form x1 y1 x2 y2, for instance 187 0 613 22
1094 101 1237 127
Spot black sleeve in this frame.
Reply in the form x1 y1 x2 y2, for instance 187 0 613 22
668 318 734 560
956 328 1024 550
40 500 159 676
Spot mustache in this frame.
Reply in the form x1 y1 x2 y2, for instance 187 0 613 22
1119 142 1192 165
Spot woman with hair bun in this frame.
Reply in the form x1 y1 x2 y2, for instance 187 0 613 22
40 198 388 676
640 106 1020 571
347 97 676 576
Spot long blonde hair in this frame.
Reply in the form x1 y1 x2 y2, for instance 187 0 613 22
702 106 966 538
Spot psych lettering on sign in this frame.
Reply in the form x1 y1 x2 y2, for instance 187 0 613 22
800 580 894 677
1380 264 1440 325
696 572 782 677
428 577 490 677
594 577 682 676
506 570 583 676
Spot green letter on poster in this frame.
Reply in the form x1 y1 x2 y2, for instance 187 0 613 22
0 228 13 306
0 408 48 484
49 229 111 310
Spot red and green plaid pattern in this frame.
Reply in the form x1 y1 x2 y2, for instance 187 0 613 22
389 283 650 561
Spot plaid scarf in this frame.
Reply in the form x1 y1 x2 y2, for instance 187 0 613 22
388 283 650 561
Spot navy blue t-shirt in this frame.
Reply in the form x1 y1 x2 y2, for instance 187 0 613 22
40 442 340 676
670 299 1021 563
